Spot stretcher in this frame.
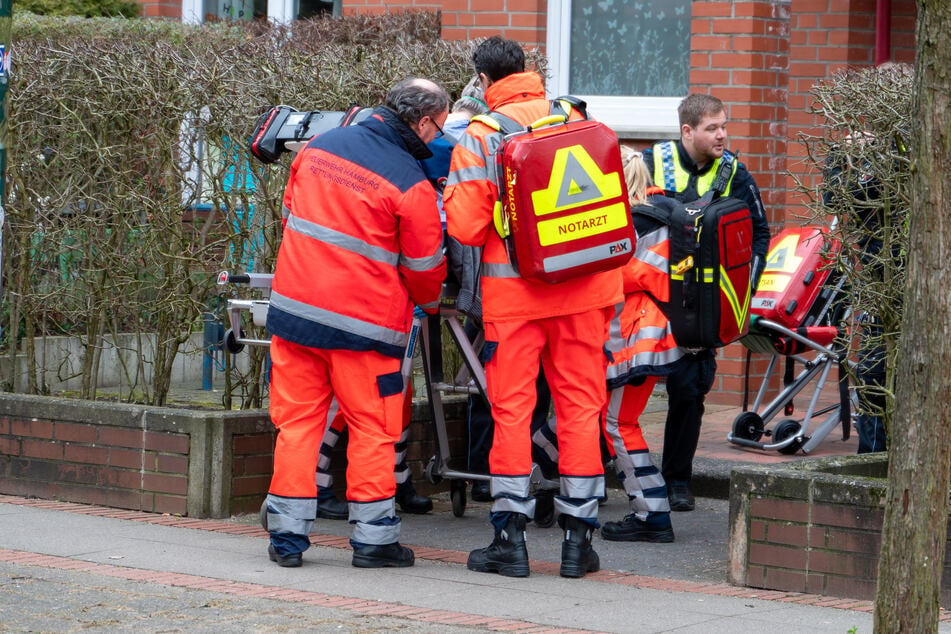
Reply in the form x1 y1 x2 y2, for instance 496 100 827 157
726 226 857 454
215 272 559 520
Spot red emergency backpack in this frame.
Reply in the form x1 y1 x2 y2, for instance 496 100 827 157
474 97 635 284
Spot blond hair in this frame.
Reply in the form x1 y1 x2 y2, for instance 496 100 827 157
621 145 652 206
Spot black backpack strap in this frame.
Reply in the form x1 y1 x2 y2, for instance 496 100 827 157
710 151 735 196
551 95 589 120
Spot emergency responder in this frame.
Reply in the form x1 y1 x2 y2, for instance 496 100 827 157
443 36 622 579
600 148 686 542
641 94 770 511
263 77 448 568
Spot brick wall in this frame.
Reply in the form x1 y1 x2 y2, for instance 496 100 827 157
0 393 465 518
730 456 951 606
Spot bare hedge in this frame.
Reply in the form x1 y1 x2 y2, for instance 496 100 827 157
2 12 483 406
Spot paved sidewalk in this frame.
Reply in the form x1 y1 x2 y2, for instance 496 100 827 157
1 399 928 634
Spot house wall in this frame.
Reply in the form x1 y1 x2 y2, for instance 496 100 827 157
131 0 918 408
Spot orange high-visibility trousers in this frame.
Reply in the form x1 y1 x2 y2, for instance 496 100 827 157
484 307 611 517
268 335 405 504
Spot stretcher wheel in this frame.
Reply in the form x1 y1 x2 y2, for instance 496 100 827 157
773 419 803 455
450 479 467 518
424 456 443 485
732 411 765 442
224 328 245 354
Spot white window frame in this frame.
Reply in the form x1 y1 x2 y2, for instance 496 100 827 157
545 0 682 139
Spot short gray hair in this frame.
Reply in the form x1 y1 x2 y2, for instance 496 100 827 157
385 78 450 126
451 75 488 117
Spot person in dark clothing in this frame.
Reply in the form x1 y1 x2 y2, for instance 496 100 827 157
641 93 770 511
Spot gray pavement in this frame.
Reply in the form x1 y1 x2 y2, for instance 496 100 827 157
0 492 919 634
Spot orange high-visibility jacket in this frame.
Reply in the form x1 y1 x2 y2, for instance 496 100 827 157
443 72 622 322
607 191 685 389
267 108 446 359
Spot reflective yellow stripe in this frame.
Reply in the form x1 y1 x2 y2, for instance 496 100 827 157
718 265 751 333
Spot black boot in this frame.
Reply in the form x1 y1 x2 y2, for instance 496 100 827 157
395 479 433 514
467 513 530 577
317 487 349 520
559 514 600 578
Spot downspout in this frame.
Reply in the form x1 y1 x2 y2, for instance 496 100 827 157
875 0 892 66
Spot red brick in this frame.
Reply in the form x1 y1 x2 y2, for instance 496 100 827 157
232 475 271 496
12 419 53 439
760 566 808 593
101 467 145 490
109 447 144 470
767 521 809 548
0 417 10 434
749 542 807 569
152 495 187 515
156 454 188 474
54 422 98 444
810 503 883 531
22 439 63 460
233 433 275 455
750 497 810 523
808 549 877 578
99 427 145 449
823 574 877 601
143 473 188 496
63 444 109 465
823 527 882 555
56 463 102 485
0 437 20 455
144 431 189 454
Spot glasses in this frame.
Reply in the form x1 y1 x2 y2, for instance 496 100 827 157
430 116 444 139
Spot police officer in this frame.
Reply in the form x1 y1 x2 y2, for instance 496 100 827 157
641 94 770 511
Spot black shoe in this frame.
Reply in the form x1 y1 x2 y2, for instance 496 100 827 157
559 514 600 578
470 480 491 502
533 490 555 528
352 542 415 568
668 483 695 512
395 480 433 514
317 495 349 520
601 513 675 543
268 544 302 568
467 513 530 577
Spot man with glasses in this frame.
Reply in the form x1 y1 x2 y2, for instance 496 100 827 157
262 77 448 569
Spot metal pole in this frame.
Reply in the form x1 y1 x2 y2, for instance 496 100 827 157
0 0 11 343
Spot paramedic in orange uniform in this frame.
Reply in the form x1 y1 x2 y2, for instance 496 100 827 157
600 148 686 543
263 78 447 569
442 36 623 579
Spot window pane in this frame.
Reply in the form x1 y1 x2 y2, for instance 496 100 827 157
568 0 690 97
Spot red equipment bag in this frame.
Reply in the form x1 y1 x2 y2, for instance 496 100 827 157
750 226 842 329
476 97 635 284
248 104 372 164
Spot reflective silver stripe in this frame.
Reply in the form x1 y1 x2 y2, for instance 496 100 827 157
399 249 443 272
543 238 632 273
416 300 439 311
352 520 400 545
282 204 292 221
559 474 605 501
492 496 536 517
286 214 399 266
605 302 626 354
446 164 486 186
554 495 600 520
270 291 409 348
481 262 520 278
350 498 400 545
266 494 316 536
491 475 531 499
636 248 668 275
